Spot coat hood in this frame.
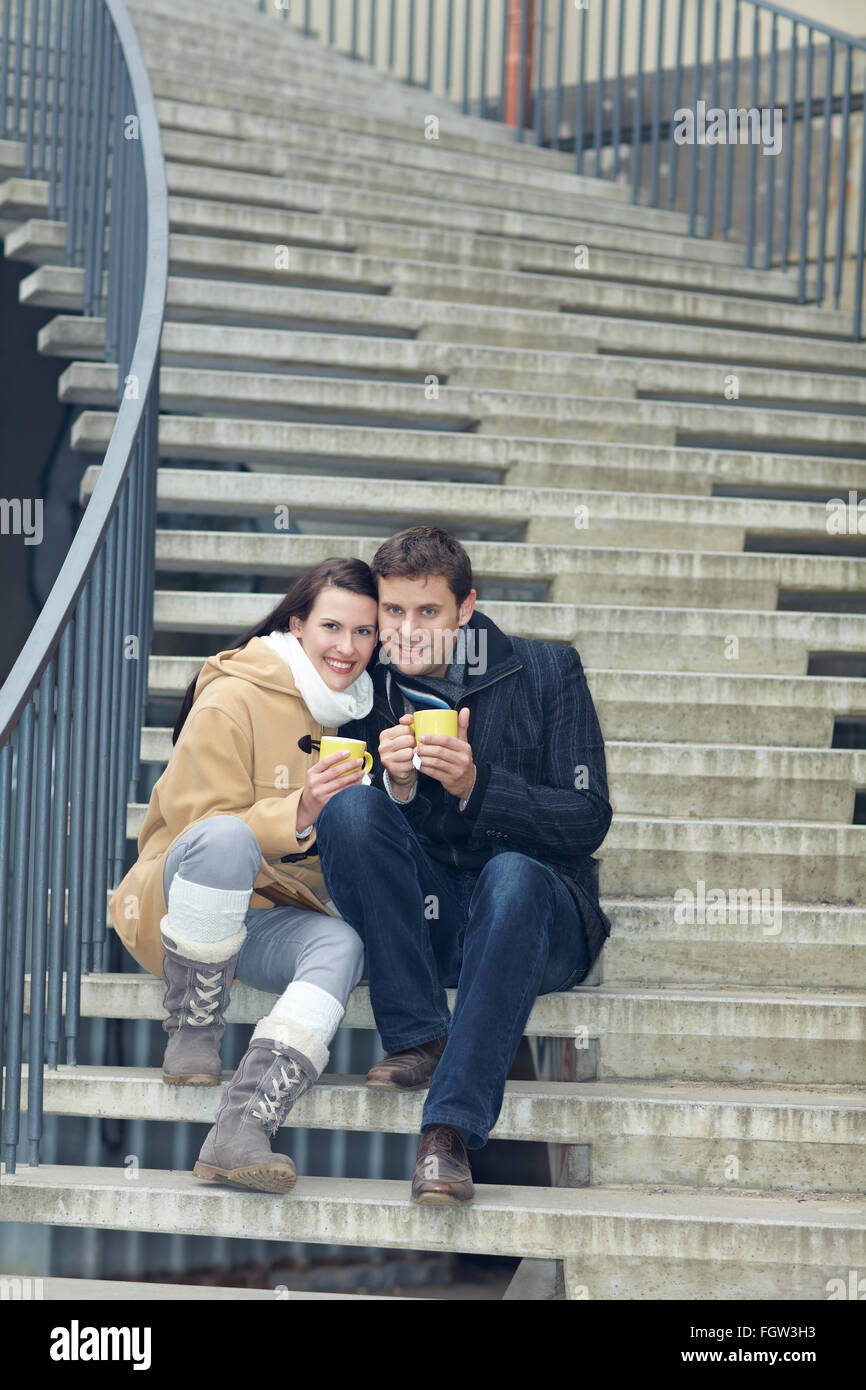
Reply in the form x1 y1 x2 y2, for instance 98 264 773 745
192 637 304 705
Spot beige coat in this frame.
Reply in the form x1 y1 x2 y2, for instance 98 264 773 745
109 637 341 977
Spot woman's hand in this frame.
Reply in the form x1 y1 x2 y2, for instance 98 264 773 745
296 751 366 832
379 712 418 799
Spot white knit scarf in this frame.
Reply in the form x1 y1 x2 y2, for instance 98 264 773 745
259 629 374 728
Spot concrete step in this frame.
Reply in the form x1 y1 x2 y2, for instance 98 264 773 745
0 1272 392 1299
30 1067 866 1195
142 530 866 613
13 218 866 369
20 246 853 345
153 114 632 212
135 724 864 823
68 405 866 496
90 890 866 989
39 309 866 415
600 899 866 989
147 656 866 746
155 187 748 271
120 803 865 901
147 590 866 675
3 1165 863 1297
78 467 866 556
58 363 866 461
64 973 866 1084
6 213 797 309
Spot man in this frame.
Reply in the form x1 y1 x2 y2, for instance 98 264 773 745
315 526 612 1205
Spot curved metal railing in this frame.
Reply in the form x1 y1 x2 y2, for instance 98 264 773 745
0 0 168 1172
264 0 866 339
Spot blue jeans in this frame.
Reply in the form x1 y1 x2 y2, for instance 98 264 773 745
316 786 591 1148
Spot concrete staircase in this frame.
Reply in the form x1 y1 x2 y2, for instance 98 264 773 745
2 0 865 1298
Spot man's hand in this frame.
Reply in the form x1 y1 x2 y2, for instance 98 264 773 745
297 751 366 832
379 712 418 800
416 707 475 800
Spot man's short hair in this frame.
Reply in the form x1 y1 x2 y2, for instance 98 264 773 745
370 526 473 605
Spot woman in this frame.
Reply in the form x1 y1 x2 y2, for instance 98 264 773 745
109 557 378 1194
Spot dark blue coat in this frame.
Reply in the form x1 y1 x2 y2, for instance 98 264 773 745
345 609 614 968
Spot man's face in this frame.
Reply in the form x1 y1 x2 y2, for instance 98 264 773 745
377 573 476 678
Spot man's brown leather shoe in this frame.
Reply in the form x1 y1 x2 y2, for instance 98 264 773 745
366 1035 447 1090
411 1124 475 1206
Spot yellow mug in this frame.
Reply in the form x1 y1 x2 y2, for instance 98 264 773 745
412 709 459 741
318 735 373 776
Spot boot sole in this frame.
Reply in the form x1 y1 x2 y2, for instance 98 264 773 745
193 1160 298 1194
411 1188 475 1207
163 1072 221 1086
366 1077 432 1090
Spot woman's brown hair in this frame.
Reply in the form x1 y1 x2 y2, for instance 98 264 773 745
171 557 378 745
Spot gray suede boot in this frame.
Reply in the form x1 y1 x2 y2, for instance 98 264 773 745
160 917 245 1086
193 1020 327 1194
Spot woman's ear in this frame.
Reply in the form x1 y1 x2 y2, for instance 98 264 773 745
288 616 302 636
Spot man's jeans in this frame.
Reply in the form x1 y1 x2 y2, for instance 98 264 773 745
316 786 591 1149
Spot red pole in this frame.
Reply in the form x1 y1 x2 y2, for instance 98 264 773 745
504 0 534 128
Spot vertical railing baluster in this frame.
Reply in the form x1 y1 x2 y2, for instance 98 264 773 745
853 82 866 341
575 0 586 170
479 0 489 114
462 0 471 113
815 38 834 307
3 703 35 1174
667 0 684 206
445 0 454 94
649 0 664 204
28 661 56 1164
369 0 377 64
426 0 434 88
704 0 721 235
780 20 798 269
595 0 607 178
388 0 396 69
80 550 105 975
517 0 529 142
552 0 564 150
0 0 12 140
0 741 13 1133
534 0 545 143
350 0 358 59
687 0 700 229
408 0 416 84
833 46 853 311
763 12 778 268
11 0 25 137
797 27 814 304
498 0 508 122
745 4 760 266
25 0 42 176
65 583 90 1064
47 623 74 1069
721 0 740 239
49 0 66 219
38 0 54 178
631 0 646 203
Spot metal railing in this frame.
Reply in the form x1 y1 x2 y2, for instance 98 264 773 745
0 0 168 1173
265 0 866 340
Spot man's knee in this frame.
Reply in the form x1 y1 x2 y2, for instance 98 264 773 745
317 784 398 846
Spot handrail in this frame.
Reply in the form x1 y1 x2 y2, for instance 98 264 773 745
262 0 866 340
0 0 168 1173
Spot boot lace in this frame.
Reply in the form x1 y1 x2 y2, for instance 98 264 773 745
252 1051 306 1133
186 969 224 1027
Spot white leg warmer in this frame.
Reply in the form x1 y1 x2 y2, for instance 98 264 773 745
161 874 250 963
253 980 346 1076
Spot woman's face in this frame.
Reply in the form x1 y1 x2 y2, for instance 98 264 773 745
289 587 378 691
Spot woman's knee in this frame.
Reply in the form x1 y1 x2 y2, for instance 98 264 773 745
296 916 366 1000
164 814 261 897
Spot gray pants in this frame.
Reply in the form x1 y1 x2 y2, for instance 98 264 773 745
163 815 365 1008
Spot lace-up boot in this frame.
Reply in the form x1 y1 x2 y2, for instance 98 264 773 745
193 1032 321 1193
160 918 243 1086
